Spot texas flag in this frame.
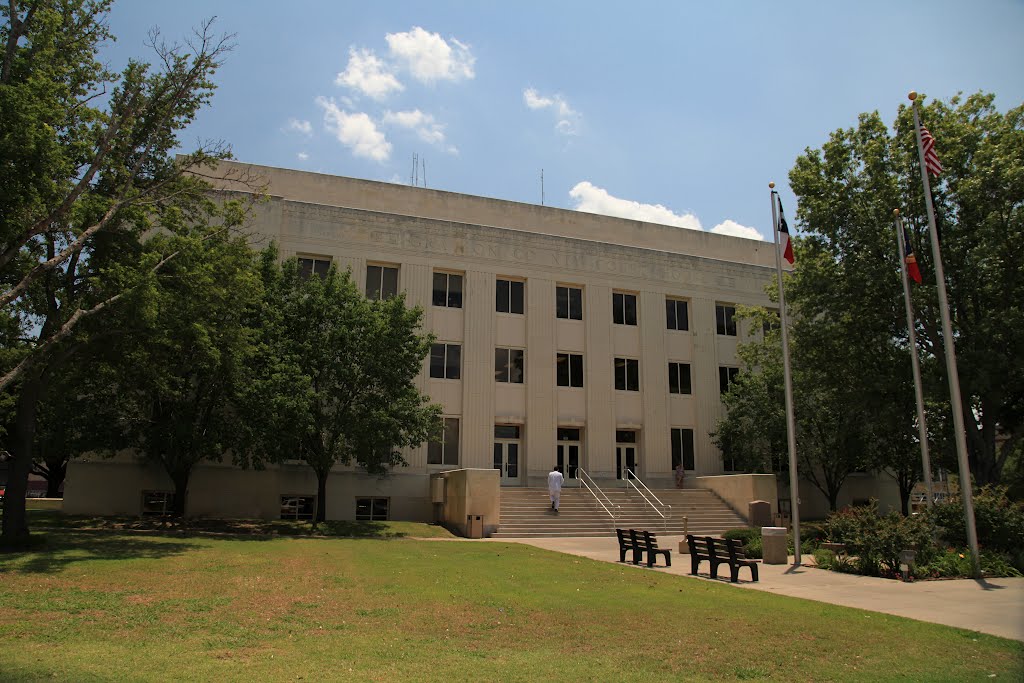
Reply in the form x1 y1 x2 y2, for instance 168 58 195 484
777 197 794 264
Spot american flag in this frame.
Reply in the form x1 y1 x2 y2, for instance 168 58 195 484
920 126 943 177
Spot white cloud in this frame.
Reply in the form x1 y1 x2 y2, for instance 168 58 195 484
297 152 309 161
336 47 404 100
386 27 475 84
382 109 457 154
523 88 580 135
316 97 391 162
569 182 702 230
285 118 312 135
568 182 764 240
710 220 764 241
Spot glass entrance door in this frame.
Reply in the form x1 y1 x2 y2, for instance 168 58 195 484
493 425 522 486
556 443 580 480
616 430 639 480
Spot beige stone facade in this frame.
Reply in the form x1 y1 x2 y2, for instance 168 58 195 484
64 161 898 523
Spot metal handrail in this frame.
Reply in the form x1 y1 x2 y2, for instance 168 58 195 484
577 468 619 522
624 471 671 522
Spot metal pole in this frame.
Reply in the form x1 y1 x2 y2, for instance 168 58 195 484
894 209 934 509
769 183 801 565
909 92 980 577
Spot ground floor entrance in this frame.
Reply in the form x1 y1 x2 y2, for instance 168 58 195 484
556 427 582 481
615 430 639 481
493 425 522 486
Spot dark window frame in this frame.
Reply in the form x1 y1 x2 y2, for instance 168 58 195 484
556 285 583 320
719 366 739 394
614 357 640 391
668 362 692 395
141 490 175 517
432 272 464 308
430 343 462 380
556 352 584 388
666 298 689 331
494 347 525 383
298 256 332 280
355 497 390 521
280 495 316 521
427 417 460 466
671 428 695 471
612 291 638 326
366 264 399 300
496 278 525 314
715 304 737 336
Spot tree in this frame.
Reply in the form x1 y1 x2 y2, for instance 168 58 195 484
713 305 876 512
89 227 260 517
243 253 440 524
790 93 1024 487
1 1 248 545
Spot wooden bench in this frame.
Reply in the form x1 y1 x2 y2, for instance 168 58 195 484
686 535 759 583
616 528 641 564
637 530 671 568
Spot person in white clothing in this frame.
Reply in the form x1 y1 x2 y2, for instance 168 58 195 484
548 465 564 513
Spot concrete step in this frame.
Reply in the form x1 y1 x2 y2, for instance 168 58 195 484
495 486 747 539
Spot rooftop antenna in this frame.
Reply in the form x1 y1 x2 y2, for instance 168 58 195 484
411 153 418 186
422 156 427 189
541 168 545 206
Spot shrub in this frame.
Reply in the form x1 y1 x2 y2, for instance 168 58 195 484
723 528 760 544
812 548 835 570
819 501 937 576
743 536 763 559
929 485 1024 558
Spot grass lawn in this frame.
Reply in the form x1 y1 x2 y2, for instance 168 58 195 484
1 524 1022 682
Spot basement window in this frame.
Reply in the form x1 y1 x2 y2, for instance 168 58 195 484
141 491 175 517
356 497 390 521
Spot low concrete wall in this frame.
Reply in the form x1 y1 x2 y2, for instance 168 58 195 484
64 457 434 521
438 468 500 537
694 474 779 523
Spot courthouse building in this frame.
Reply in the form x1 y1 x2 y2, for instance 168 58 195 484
68 161 880 523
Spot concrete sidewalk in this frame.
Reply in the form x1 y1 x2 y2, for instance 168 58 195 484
488 534 1024 642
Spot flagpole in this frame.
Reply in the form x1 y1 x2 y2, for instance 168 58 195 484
894 209 934 509
909 91 980 577
769 182 801 565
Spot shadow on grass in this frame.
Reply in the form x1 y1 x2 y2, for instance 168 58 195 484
0 531 201 575
4 510 430 541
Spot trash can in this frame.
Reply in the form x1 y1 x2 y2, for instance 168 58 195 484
466 515 483 539
748 500 772 528
761 526 788 564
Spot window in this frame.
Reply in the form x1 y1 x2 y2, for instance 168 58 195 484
556 286 583 320
298 256 331 280
141 491 175 517
616 430 637 443
558 428 581 441
428 417 460 465
719 366 739 394
716 304 737 336
496 278 525 314
668 362 692 395
614 357 639 391
495 348 525 383
671 428 695 470
355 497 389 521
494 425 521 439
430 343 461 380
666 298 689 331
280 495 315 521
432 272 463 308
612 292 638 325
556 353 584 388
366 264 399 300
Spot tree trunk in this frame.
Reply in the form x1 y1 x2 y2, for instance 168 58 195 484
899 488 910 517
170 469 190 518
1 375 43 547
827 488 840 513
43 460 67 498
315 468 328 524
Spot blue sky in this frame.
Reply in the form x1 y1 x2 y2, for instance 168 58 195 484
103 1 1024 242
